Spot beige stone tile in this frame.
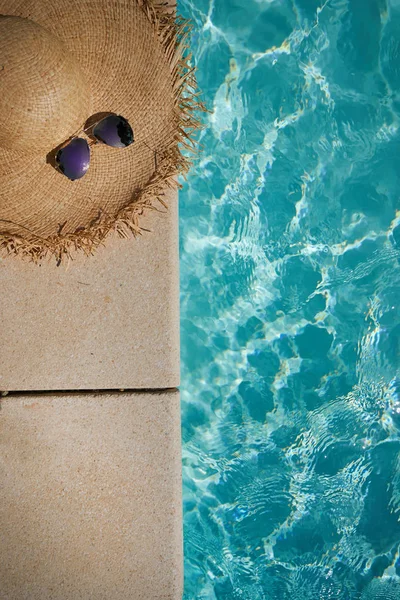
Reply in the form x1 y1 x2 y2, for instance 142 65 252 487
0 189 180 391
0 390 182 600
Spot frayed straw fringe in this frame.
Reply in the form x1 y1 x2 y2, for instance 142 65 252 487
0 0 208 266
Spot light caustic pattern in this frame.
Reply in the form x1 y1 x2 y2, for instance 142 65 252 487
179 0 400 598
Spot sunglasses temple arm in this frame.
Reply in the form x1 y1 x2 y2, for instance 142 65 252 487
141 140 158 171
82 118 104 134
69 117 105 139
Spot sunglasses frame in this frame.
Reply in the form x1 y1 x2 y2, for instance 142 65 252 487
56 114 125 152
55 114 132 179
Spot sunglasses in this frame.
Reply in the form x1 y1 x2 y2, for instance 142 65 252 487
55 114 134 181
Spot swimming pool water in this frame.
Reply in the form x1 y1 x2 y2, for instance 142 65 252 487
178 1 400 598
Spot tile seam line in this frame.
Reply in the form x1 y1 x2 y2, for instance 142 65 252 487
0 387 180 398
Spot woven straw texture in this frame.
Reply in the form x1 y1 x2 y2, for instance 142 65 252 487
0 0 203 263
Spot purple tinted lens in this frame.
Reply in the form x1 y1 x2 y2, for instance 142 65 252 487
93 114 134 148
56 138 90 181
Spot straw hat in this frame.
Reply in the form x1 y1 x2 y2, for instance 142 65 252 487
0 0 203 264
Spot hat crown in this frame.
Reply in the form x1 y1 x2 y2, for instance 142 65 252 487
0 15 91 155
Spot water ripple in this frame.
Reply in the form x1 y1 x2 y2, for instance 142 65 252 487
179 0 400 597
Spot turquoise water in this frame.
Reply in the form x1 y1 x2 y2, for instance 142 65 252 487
178 0 400 598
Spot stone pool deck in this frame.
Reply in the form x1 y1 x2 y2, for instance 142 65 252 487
0 391 182 600
0 186 182 598
0 192 179 391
